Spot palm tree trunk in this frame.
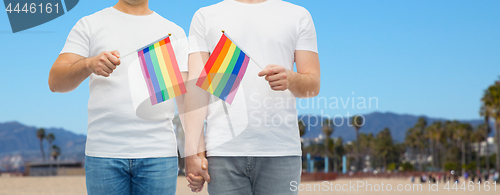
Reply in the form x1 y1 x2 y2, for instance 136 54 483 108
383 157 387 170
419 148 424 171
485 139 490 171
429 139 434 168
333 155 337 173
355 129 360 171
496 121 500 171
441 144 446 171
39 140 45 161
477 141 481 173
461 141 466 175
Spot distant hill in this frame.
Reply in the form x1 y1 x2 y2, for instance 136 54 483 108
0 112 492 164
0 121 86 163
300 112 488 142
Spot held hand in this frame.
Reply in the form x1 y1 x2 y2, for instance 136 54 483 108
258 64 291 91
86 50 121 77
185 153 210 193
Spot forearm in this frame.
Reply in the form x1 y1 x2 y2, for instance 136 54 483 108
184 52 210 157
287 69 320 98
49 57 91 93
184 89 209 157
175 73 188 128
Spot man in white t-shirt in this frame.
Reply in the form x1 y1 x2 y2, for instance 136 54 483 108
184 0 320 194
48 0 188 194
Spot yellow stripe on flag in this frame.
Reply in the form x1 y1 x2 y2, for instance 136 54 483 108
208 43 236 94
154 42 175 98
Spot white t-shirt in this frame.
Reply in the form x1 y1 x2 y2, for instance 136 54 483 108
189 0 317 156
61 7 188 158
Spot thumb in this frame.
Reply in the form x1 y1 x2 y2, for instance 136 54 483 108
111 50 121 58
201 158 208 170
202 171 211 183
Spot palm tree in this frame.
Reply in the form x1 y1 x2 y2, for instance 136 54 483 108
480 80 500 171
351 115 364 171
333 137 346 172
322 119 334 156
299 120 306 137
425 121 445 170
36 128 46 161
298 120 307 157
473 123 489 172
454 122 472 175
375 128 394 170
46 133 55 160
322 119 334 172
405 118 427 171
51 145 61 160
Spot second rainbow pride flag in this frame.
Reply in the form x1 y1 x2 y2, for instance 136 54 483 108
138 35 186 105
196 33 250 104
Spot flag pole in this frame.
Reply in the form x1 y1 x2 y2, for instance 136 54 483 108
219 30 236 139
221 100 236 139
222 30 265 70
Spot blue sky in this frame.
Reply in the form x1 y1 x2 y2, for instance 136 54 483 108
0 0 499 135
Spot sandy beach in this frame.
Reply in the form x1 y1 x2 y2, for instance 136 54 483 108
0 176 497 195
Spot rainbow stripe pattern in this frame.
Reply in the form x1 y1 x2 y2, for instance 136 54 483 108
138 35 186 105
196 33 250 104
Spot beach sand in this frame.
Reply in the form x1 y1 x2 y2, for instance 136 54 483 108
0 176 497 195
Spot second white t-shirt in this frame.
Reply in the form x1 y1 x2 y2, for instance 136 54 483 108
189 0 318 156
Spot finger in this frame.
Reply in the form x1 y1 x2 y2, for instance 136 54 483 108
196 185 204 193
96 69 110 77
258 69 272 77
188 175 205 184
202 171 211 183
189 183 203 190
111 50 121 58
106 52 121 66
101 58 117 71
266 73 286 82
271 85 286 91
269 80 286 87
99 62 113 74
257 65 277 77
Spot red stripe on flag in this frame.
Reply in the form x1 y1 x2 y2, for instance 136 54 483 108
196 34 228 87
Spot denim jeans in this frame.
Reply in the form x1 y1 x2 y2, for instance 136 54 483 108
85 156 178 195
207 156 301 195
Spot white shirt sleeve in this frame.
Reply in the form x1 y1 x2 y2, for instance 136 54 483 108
189 9 209 54
172 27 189 72
296 8 318 53
60 18 91 57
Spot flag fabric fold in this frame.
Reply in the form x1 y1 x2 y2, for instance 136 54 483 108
137 35 187 105
196 33 250 104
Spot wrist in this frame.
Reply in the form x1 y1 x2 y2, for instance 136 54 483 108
82 57 92 73
286 69 297 89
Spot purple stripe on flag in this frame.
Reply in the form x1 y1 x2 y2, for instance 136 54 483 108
225 55 250 104
138 51 158 105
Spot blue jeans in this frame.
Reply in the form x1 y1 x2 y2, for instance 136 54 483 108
207 156 301 195
85 156 178 195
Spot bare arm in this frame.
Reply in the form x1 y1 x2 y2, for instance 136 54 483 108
175 72 188 128
184 52 211 186
184 51 210 157
258 50 320 98
48 51 121 93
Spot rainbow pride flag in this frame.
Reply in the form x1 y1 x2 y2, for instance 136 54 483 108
196 33 250 104
138 35 187 105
